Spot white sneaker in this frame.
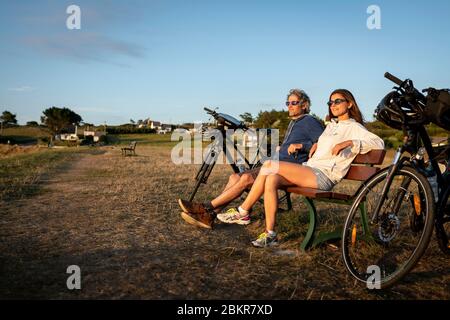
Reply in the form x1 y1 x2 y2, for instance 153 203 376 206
217 208 251 225
251 232 278 247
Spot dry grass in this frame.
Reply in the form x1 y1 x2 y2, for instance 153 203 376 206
0 145 448 299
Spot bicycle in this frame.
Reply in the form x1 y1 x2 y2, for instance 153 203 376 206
341 72 450 288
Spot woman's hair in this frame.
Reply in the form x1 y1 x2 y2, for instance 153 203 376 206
328 89 365 125
287 89 311 114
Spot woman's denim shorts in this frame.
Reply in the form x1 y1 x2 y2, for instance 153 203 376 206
309 167 334 191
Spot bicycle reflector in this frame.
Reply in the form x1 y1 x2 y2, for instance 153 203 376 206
351 224 357 246
413 194 421 215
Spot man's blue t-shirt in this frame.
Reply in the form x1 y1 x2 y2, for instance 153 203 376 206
278 115 324 164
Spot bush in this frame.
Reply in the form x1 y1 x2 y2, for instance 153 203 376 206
98 135 108 143
37 136 50 145
106 126 156 134
80 135 94 146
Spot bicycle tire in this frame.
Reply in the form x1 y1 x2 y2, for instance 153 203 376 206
342 166 435 289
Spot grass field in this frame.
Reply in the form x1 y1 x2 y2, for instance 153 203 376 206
0 126 51 144
0 136 448 299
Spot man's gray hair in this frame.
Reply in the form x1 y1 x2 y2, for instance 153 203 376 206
287 89 311 114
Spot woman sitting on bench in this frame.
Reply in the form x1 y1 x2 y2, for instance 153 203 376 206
219 89 385 247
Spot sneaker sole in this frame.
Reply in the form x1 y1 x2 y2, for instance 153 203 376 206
221 218 251 225
217 214 251 225
178 199 190 213
180 212 212 229
251 241 278 248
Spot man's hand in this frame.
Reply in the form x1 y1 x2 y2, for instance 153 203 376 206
309 143 318 158
288 143 303 155
331 140 353 156
275 145 281 152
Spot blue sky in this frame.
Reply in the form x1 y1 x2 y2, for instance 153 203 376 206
1 0 450 125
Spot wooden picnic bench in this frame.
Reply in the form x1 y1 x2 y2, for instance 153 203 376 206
284 149 386 251
121 141 137 156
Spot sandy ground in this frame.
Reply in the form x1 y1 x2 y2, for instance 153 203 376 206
0 146 448 299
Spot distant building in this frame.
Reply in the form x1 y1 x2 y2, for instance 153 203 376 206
149 121 161 129
83 130 106 142
58 133 78 141
58 126 106 143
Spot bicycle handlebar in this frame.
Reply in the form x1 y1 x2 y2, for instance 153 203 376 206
384 72 404 86
203 107 215 114
385 72 427 103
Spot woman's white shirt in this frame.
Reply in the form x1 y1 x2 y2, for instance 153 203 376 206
305 118 385 184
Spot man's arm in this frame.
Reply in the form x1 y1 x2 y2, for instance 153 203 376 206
300 117 324 154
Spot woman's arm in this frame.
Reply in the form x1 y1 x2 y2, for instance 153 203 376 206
332 126 385 156
349 129 385 154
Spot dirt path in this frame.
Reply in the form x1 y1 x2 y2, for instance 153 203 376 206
0 146 448 299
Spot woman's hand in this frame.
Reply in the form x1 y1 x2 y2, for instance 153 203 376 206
309 143 318 158
331 140 353 156
288 143 303 155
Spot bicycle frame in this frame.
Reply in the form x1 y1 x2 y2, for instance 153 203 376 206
370 125 444 224
188 124 271 202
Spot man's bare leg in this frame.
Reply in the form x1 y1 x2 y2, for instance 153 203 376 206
210 172 254 212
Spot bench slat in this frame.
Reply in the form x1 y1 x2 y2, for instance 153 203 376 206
344 166 379 181
286 187 351 201
353 149 386 165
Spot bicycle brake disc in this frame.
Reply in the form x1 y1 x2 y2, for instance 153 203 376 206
378 213 401 243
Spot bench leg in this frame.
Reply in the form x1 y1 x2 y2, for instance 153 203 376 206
311 229 343 248
286 191 293 211
300 197 317 252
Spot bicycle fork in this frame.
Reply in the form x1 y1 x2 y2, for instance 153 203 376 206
370 147 409 224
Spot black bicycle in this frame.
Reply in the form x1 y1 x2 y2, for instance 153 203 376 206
342 72 450 288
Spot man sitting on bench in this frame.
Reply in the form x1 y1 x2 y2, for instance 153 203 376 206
179 88 324 229
229 89 385 247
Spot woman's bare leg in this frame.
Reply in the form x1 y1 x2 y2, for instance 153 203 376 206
263 174 294 231
262 161 318 231
240 173 268 211
239 160 287 211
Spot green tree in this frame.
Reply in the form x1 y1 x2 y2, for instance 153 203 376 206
1 110 18 125
26 121 39 127
41 107 83 134
239 112 254 124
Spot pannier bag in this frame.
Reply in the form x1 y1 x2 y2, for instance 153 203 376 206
425 88 450 131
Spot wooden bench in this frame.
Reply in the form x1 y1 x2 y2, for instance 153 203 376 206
284 149 386 251
121 141 137 156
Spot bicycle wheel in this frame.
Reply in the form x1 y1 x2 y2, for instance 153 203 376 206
342 166 435 289
435 185 450 255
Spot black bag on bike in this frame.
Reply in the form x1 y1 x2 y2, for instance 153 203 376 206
425 89 450 131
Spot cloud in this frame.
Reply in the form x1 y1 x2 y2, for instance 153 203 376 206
22 32 146 65
7 86 35 92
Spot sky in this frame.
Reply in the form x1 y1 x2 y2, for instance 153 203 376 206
1 0 450 125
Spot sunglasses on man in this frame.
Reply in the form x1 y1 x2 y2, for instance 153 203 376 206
285 100 303 106
327 98 348 107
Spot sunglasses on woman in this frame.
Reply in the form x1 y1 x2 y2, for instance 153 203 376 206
285 100 302 106
327 98 348 107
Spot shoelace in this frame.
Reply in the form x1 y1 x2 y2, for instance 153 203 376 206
257 232 268 240
224 208 247 220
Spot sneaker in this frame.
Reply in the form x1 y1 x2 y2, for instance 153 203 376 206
180 210 214 229
251 232 278 247
217 208 251 225
178 199 211 214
